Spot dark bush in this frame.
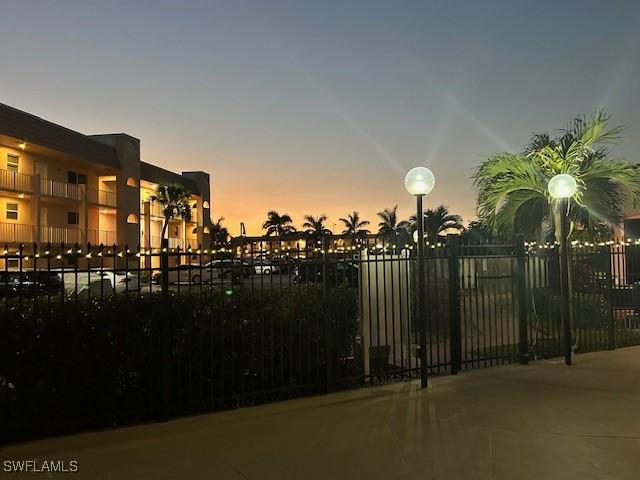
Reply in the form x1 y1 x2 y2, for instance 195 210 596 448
0 286 359 442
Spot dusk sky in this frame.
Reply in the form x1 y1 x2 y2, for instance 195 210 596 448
2 0 640 235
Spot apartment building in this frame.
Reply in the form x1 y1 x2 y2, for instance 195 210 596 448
0 103 211 254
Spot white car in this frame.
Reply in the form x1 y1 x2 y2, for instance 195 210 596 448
59 270 140 295
92 270 140 293
152 260 253 284
152 264 218 285
253 261 279 275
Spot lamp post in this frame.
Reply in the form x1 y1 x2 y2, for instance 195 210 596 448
548 173 577 366
405 167 435 388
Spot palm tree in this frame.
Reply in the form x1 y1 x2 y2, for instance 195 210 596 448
377 206 410 244
150 184 193 241
303 214 332 242
408 205 464 241
339 211 370 244
262 210 295 236
210 216 230 247
474 112 640 240
462 220 494 243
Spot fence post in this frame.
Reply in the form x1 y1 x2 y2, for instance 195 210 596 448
515 234 529 364
447 234 462 374
606 244 615 350
322 236 333 393
160 238 171 420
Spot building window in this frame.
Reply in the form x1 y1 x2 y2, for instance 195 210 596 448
67 211 79 225
6 202 18 220
7 154 19 173
68 171 87 185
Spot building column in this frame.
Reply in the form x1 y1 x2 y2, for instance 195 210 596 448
32 173 41 245
143 201 151 268
80 184 87 246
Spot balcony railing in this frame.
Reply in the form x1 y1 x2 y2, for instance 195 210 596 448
0 169 33 193
168 237 183 249
143 202 164 218
142 202 199 223
87 188 117 207
87 229 117 246
40 226 81 245
145 236 184 249
40 178 83 201
0 223 34 243
150 236 162 248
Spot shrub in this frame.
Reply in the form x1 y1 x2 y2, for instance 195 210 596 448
0 286 359 442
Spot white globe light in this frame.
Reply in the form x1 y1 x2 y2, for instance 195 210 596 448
548 174 577 199
413 230 418 243
405 167 435 196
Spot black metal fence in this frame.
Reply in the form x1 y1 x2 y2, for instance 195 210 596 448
2 235 640 442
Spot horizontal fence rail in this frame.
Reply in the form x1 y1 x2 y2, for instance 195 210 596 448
1 234 639 443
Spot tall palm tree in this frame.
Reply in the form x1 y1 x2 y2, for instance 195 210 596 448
303 214 332 242
377 206 410 243
339 211 370 243
462 220 493 243
262 210 295 236
474 112 640 240
210 216 230 247
408 205 464 241
150 184 193 241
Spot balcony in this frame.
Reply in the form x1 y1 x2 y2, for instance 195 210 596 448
150 235 162 248
87 229 117 246
87 188 117 208
0 223 34 244
145 236 184 249
144 201 164 218
168 237 184 249
40 178 83 201
189 206 198 224
40 226 81 245
0 169 34 193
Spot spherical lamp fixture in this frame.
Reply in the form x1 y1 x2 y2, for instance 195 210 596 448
548 174 577 199
404 167 435 196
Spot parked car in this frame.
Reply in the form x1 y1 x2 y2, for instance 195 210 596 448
60 270 140 295
253 261 279 275
152 264 213 285
90 270 140 293
0 271 64 298
294 260 358 287
273 256 298 274
205 259 253 281
152 260 252 285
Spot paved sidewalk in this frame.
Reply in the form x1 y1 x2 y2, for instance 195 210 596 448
3 347 640 479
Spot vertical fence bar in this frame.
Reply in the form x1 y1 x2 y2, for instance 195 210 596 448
515 235 529 364
322 236 332 392
160 238 170 419
447 234 461 374
605 243 616 350
416 195 428 388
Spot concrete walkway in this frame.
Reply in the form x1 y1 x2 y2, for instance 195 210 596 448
3 347 640 479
